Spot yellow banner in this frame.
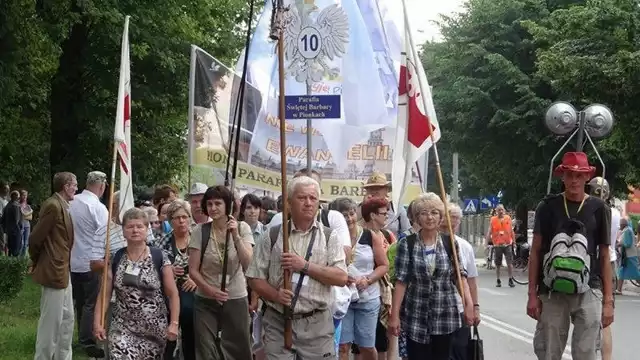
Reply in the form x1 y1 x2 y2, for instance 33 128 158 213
192 148 421 205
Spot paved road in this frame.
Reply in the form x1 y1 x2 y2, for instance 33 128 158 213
475 265 640 359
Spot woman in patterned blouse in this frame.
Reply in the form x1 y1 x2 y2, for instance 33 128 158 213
388 193 473 360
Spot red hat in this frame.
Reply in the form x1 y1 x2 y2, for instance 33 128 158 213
553 152 596 177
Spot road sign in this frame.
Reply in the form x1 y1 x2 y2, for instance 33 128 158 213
479 195 499 210
463 199 478 214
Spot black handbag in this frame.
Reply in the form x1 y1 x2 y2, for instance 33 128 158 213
467 325 484 360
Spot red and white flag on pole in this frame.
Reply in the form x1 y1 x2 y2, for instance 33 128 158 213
114 16 134 218
391 13 441 207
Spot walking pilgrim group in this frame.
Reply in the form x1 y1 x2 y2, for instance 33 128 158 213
28 168 485 360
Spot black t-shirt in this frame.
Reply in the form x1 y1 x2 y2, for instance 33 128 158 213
533 193 611 292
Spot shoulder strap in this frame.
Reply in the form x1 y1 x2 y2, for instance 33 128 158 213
322 225 331 245
320 209 330 228
269 225 281 250
111 247 127 287
406 233 417 283
199 222 213 270
150 247 165 286
380 229 393 244
441 234 460 285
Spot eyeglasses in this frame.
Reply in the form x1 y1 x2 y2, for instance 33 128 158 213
377 212 388 217
151 221 161 225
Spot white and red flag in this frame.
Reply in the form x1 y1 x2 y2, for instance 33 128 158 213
114 16 134 219
391 16 441 207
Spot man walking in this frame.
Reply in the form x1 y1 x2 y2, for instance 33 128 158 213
30 172 78 360
487 204 515 287
1 190 22 256
247 176 348 359
69 171 108 358
527 152 614 360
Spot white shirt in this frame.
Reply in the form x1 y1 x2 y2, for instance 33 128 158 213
452 235 476 313
268 210 351 247
610 207 620 262
69 190 109 272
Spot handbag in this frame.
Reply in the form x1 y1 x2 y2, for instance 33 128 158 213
467 325 484 360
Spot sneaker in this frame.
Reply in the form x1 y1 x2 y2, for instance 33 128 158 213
496 279 502 287
509 278 515 288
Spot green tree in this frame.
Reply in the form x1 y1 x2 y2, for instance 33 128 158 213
525 0 640 194
0 0 252 202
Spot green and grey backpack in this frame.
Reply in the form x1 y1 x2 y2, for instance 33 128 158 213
542 219 591 294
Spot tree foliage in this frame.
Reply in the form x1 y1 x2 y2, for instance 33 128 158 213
423 0 639 207
0 0 251 202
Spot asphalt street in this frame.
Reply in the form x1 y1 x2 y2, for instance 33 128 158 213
475 264 640 360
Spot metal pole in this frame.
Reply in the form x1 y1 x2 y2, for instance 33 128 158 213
306 118 312 172
576 111 586 152
422 149 429 192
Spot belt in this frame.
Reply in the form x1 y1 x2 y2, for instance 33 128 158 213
267 306 325 320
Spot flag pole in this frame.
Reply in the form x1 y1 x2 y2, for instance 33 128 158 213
100 15 130 326
401 0 464 299
270 0 293 349
187 45 197 193
100 143 118 327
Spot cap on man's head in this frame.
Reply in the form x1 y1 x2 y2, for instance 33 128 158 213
189 182 208 196
87 171 107 185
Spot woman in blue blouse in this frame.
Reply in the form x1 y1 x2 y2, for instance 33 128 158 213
388 193 473 360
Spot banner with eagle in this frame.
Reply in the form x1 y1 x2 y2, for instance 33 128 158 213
236 0 396 168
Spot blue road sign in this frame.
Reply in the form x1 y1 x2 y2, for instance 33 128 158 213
479 195 499 210
463 199 478 214
285 95 341 120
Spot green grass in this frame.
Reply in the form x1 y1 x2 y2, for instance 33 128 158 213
0 277 89 360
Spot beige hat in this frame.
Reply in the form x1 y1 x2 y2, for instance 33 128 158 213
189 182 208 196
363 171 391 189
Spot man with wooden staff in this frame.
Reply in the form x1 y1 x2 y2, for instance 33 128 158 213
246 175 348 359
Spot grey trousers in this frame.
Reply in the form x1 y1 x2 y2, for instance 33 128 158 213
533 289 603 360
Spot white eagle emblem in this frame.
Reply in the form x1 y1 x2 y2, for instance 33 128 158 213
282 0 349 83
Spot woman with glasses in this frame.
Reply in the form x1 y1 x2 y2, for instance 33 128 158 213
152 200 198 360
333 197 389 360
388 193 473 360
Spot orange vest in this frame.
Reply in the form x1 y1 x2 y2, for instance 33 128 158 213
490 215 513 245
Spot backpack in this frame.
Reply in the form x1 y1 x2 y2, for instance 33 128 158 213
111 247 169 312
405 233 461 286
318 208 330 228
542 219 591 294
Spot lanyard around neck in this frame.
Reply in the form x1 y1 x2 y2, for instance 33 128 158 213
563 193 588 218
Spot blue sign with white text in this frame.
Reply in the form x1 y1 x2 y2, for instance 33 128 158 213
285 95 341 120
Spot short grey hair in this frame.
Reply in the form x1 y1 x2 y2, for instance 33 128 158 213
86 171 107 186
122 207 149 227
287 176 321 200
448 203 463 218
331 197 356 213
142 206 158 219
166 199 192 220
412 192 445 217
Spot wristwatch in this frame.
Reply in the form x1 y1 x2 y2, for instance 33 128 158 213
302 261 310 274
171 321 179 326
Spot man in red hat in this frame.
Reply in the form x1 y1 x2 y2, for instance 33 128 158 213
526 152 614 360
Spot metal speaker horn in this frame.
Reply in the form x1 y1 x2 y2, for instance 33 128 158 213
544 101 578 135
583 104 614 139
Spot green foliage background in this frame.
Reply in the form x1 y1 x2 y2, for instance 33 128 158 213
422 0 640 208
0 0 254 202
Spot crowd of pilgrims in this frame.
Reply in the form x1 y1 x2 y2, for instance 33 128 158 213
31 169 479 360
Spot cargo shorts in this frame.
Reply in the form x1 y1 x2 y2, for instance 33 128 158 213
493 244 513 267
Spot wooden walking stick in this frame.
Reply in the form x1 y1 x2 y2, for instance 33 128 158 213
270 0 293 349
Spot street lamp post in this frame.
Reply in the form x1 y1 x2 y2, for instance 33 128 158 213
543 102 614 194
